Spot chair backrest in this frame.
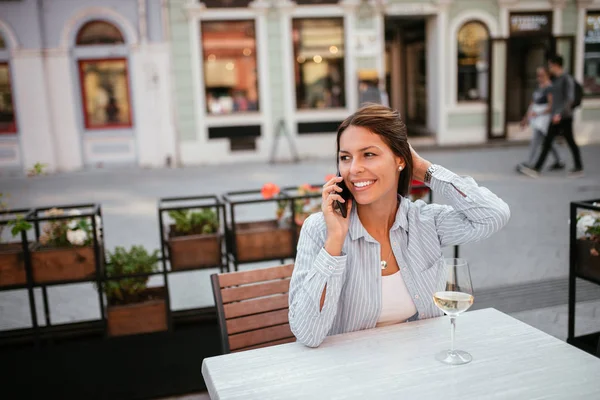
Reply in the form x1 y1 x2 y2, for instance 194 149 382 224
210 263 295 354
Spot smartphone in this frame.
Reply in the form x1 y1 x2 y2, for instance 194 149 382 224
334 171 352 218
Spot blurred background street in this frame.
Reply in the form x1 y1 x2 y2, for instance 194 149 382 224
2 143 600 340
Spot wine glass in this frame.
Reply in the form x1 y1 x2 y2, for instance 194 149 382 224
433 258 474 365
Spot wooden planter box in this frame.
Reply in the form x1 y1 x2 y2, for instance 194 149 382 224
576 239 600 281
0 242 26 287
233 220 295 263
30 245 97 283
167 227 222 270
106 287 167 337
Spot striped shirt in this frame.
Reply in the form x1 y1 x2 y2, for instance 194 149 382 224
288 166 511 347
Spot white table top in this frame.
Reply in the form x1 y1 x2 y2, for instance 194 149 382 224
202 308 600 399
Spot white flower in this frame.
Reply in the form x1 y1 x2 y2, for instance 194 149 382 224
577 215 597 239
68 209 83 229
67 229 87 245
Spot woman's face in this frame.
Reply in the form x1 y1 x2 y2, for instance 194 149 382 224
338 125 403 206
537 68 548 85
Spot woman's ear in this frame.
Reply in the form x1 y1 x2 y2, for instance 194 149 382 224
395 156 405 172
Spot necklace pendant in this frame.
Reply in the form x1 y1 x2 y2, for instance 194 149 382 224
381 260 387 270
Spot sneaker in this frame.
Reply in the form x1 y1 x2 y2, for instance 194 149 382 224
549 162 566 171
569 168 584 177
515 163 529 172
518 165 540 178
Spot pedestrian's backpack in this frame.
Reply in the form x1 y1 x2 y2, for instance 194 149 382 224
571 75 583 109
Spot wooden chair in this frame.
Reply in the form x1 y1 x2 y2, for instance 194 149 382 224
210 263 296 354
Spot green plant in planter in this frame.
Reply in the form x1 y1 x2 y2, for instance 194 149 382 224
576 209 600 258
168 208 218 236
8 216 33 238
0 193 32 244
102 245 161 306
0 193 9 240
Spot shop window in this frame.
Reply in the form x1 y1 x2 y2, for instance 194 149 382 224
0 62 16 133
584 12 600 96
78 59 132 129
201 20 259 115
293 18 345 110
457 20 489 102
76 20 125 45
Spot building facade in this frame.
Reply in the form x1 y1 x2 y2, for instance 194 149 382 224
2 0 600 171
0 0 177 173
167 0 600 165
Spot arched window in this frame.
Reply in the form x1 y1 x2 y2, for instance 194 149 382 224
75 20 131 129
0 32 16 134
76 20 125 45
457 20 489 101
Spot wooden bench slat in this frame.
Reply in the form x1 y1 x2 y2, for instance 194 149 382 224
226 309 289 335
233 337 296 353
218 264 294 288
228 324 293 351
224 294 289 319
221 279 290 304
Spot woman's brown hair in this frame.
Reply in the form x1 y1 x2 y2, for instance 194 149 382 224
336 103 413 197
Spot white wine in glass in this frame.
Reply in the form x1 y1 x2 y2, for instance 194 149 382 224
434 258 474 365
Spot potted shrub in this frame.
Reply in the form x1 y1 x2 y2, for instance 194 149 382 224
0 195 33 287
576 207 600 281
231 183 295 263
30 208 101 283
102 245 167 337
276 183 322 243
166 208 221 270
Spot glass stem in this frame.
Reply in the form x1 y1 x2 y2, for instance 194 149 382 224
450 316 456 354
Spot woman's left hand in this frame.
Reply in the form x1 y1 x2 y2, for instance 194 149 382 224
409 144 432 182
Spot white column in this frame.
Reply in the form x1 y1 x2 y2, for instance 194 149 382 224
44 49 84 171
253 8 272 159
278 1 297 144
11 50 57 172
426 15 439 134
344 8 358 111
553 8 563 35
436 4 449 142
575 3 588 82
373 9 386 84
391 28 402 111
499 4 510 37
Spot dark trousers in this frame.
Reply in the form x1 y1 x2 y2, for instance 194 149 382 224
534 117 583 171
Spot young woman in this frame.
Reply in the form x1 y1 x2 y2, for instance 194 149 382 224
289 104 510 347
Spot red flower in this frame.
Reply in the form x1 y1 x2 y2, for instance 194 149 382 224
261 183 280 199
410 179 430 199
324 174 336 182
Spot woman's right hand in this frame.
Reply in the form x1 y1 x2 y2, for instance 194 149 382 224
321 175 352 255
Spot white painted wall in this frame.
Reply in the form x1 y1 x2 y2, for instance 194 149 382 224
11 51 57 172
45 50 83 171
132 44 177 167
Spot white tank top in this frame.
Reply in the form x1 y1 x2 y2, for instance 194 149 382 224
376 270 418 327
